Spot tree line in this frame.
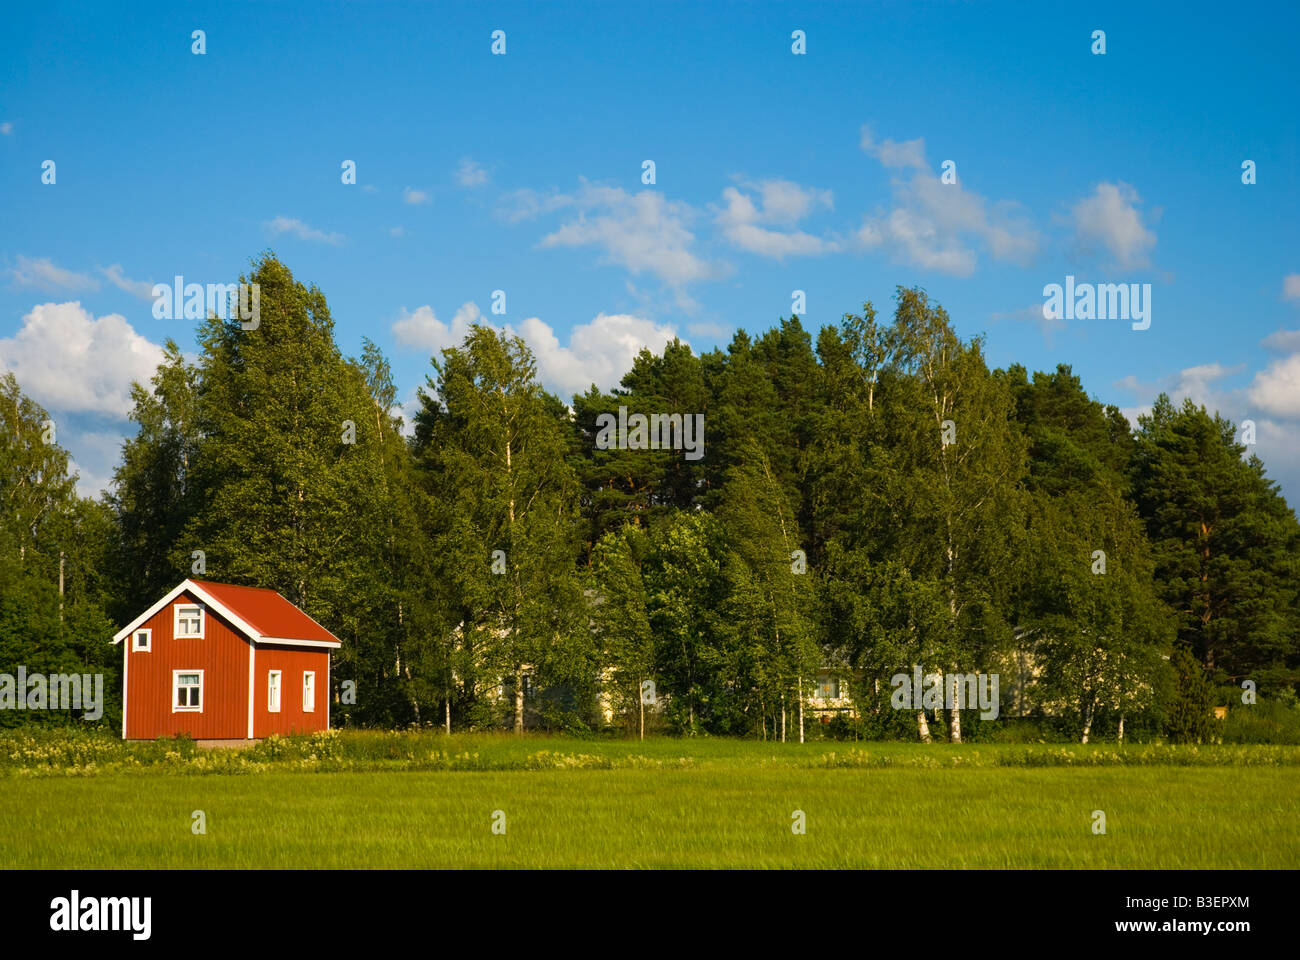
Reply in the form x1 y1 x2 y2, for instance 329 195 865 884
3 253 1297 742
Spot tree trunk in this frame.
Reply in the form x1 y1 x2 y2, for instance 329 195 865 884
444 694 451 735
949 700 961 743
1117 714 1125 744
781 694 786 743
798 677 805 744
1081 701 1093 744
917 711 932 743
639 681 645 742
514 665 524 734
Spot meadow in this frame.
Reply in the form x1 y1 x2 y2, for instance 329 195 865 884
1 729 1297 868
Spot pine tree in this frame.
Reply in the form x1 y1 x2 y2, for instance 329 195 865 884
1132 396 1300 690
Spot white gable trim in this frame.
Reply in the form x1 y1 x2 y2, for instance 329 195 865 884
260 636 341 650
112 580 263 644
110 580 342 648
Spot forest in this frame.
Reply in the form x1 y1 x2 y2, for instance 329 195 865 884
3 252 1297 743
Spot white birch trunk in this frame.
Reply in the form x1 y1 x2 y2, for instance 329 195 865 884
514 665 524 734
798 676 805 744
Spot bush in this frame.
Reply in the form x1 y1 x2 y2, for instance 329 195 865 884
1221 688 1300 744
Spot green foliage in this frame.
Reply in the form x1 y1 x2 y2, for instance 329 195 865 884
1132 395 1300 689
0 374 118 727
1220 687 1300 744
1166 647 1216 743
8 254 1298 747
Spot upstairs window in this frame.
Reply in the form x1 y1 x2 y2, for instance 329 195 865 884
174 604 204 638
132 629 151 652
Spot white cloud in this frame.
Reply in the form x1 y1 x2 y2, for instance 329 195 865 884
392 386 421 438
856 165 1040 276
1283 274 1300 301
7 256 99 292
715 180 838 259
1069 182 1156 269
540 181 723 288
1248 353 1300 419
0 302 164 418
389 226 405 238
264 216 344 245
1251 417 1300 499
391 301 680 398
860 125 927 170
1115 362 1244 412
455 158 488 188
403 187 431 205
0 122 12 135
495 188 574 223
1262 328 1300 353
509 312 680 397
392 301 484 353
100 264 155 300
1177 362 1245 397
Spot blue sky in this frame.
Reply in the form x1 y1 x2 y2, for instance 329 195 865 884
2 1 1298 501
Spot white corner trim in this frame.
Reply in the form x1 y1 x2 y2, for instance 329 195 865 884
247 641 256 739
121 631 129 739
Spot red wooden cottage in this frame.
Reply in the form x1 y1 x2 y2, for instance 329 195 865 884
112 579 341 741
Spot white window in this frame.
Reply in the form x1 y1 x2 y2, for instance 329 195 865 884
174 603 204 638
817 676 841 699
268 670 281 713
303 671 315 712
132 629 151 652
173 671 203 712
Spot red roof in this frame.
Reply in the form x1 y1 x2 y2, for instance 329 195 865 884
190 580 339 646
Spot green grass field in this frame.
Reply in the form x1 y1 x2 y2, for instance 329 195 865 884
2 732 1297 868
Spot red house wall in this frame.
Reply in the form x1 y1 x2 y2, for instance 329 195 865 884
253 645 330 737
123 590 251 740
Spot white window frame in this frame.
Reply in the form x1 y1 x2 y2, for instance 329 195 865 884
268 670 281 713
173 669 203 712
132 628 152 652
302 671 315 713
174 603 205 639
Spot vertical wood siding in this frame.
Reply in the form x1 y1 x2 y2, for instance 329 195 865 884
253 645 331 737
123 590 251 740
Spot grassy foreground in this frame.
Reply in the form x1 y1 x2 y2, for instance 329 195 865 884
1 732 1297 868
